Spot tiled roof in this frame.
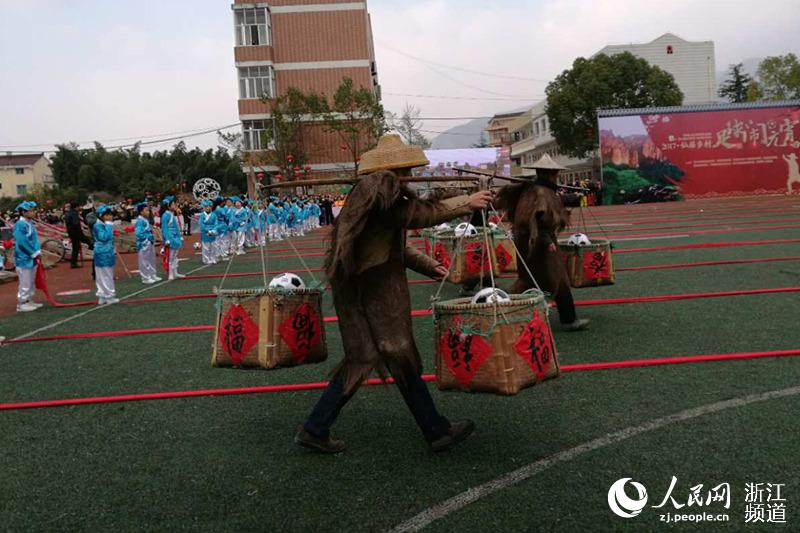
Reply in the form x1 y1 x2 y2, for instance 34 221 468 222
0 153 45 167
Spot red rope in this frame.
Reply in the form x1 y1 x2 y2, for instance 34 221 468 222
616 239 800 254
616 256 800 272
3 348 798 411
8 286 800 345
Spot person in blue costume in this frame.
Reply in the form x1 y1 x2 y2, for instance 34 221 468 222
161 196 185 280
198 199 218 264
229 196 249 255
93 205 119 305
13 201 43 313
134 202 161 284
213 198 230 260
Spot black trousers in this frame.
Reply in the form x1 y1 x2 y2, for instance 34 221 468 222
554 288 577 324
69 233 92 267
304 367 450 443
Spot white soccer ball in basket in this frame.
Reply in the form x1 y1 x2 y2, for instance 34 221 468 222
193 242 201 250
454 222 478 238
471 288 511 305
567 233 592 247
269 273 305 291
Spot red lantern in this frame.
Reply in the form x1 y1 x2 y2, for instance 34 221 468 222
339 143 348 151
293 166 300 172
275 174 283 181
304 165 312 172
286 154 294 162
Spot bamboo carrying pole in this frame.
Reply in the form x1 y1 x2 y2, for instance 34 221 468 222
259 167 589 192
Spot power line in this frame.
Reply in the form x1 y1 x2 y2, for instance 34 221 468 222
422 63 532 98
377 41 551 83
385 92 540 102
3 124 241 154
0 124 239 150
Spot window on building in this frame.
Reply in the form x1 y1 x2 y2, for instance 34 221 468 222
238 65 276 99
666 45 674 55
534 122 540 137
543 118 548 132
15 167 24 175
242 120 274 151
235 7 272 46
16 184 27 195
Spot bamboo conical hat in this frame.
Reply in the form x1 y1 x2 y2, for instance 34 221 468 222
526 153 567 171
358 134 429 175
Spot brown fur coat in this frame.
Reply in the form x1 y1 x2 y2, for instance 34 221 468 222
497 179 571 295
326 171 473 392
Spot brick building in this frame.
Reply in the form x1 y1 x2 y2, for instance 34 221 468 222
232 1 380 187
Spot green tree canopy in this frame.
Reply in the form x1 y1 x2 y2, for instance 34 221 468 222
49 141 245 201
756 53 800 101
545 52 684 158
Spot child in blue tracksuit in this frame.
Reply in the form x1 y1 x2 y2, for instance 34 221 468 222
161 196 184 280
134 202 160 284
13 201 43 313
199 199 218 264
93 205 119 304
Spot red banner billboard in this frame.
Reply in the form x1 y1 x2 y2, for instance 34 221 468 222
598 102 800 203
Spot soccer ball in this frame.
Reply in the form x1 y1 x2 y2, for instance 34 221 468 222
471 287 511 305
454 222 478 238
269 273 305 290
193 242 201 250
567 233 592 246
434 223 451 232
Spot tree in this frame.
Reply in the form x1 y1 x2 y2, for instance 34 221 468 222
387 104 431 149
309 77 387 177
756 54 800 100
746 80 764 102
260 87 319 183
545 52 684 159
718 63 753 103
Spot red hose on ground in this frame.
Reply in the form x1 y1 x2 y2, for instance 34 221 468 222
8 286 800 345
2 348 798 411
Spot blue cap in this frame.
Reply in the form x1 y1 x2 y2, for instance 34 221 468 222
231 196 242 204
16 200 35 211
136 201 148 211
97 205 113 216
201 199 213 207
161 195 175 206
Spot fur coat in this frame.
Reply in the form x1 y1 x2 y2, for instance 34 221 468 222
325 171 474 392
497 178 571 296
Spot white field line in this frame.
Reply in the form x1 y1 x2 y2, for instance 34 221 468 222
390 385 800 532
6 262 212 343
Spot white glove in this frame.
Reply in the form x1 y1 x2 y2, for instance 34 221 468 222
32 250 42 259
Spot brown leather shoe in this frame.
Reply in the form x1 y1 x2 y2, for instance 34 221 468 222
429 419 475 452
294 427 345 454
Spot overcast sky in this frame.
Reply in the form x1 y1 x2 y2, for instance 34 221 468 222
1 0 798 153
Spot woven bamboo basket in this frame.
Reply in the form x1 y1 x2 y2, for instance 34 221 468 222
557 238 615 288
433 292 559 395
489 231 518 275
429 229 493 285
211 287 327 369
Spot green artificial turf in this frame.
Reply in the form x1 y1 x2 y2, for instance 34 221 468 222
1 199 800 532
